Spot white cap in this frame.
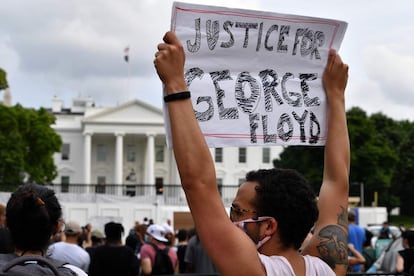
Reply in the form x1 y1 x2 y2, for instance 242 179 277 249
147 224 168 242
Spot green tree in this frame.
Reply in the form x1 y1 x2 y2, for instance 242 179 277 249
0 104 62 188
392 126 414 216
0 68 8 90
347 108 399 205
273 146 324 192
273 107 400 214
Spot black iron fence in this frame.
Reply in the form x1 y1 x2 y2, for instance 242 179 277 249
27 183 241 206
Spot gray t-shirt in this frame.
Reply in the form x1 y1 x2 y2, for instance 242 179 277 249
184 235 218 273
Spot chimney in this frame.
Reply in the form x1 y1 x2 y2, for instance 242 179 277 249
52 96 63 113
3 87 12 107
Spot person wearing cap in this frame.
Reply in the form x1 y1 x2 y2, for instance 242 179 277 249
88 221 140 276
140 224 178 275
46 220 90 273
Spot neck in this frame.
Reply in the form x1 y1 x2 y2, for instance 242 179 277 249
65 235 79 244
106 240 122 246
259 235 300 258
15 249 44 256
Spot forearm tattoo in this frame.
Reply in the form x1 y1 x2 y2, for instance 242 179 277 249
316 207 348 269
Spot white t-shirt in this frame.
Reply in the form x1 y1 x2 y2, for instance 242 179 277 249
47 242 90 272
259 254 335 276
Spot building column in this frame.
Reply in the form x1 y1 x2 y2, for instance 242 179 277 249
114 132 124 186
145 133 155 185
83 132 92 186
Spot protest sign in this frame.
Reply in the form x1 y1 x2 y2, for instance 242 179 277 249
164 2 347 148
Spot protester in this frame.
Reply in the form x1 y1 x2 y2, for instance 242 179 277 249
347 243 366 272
140 224 177 275
0 183 86 275
175 228 189 273
88 221 140 276
348 210 366 272
362 229 376 271
396 229 414 274
154 31 349 275
185 232 219 274
379 221 393 240
47 220 90 272
125 222 146 259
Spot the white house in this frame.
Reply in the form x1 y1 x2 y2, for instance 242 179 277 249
47 96 283 231
51 96 282 188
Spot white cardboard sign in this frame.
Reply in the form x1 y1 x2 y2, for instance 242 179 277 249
164 2 347 148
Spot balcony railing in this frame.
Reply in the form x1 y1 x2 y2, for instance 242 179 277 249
40 183 240 206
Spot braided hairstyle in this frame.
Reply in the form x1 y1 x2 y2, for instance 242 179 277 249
6 183 62 253
246 168 318 250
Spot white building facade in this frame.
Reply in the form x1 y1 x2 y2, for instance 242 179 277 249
51 97 282 189
48 97 283 230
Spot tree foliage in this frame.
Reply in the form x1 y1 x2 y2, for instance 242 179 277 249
0 68 8 90
273 106 414 215
0 104 62 187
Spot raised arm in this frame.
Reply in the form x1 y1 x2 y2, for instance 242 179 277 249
154 31 265 276
301 49 350 275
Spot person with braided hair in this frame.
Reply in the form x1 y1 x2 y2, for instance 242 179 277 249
0 183 87 275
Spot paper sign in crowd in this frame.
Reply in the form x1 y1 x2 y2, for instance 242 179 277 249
164 2 347 148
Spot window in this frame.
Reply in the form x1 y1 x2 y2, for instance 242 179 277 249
216 178 223 196
97 144 106 162
61 176 69 193
215 148 223 163
96 176 106 194
155 177 164 195
155 145 164 162
238 178 246 185
238 147 247 163
262 147 270 163
126 145 136 162
61 143 70 160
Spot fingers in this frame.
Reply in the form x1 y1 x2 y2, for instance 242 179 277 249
163 31 181 46
326 49 348 74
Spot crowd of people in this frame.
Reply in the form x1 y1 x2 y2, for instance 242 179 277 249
346 211 414 274
0 186 218 275
0 27 411 276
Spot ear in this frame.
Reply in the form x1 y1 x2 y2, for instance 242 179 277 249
263 217 278 236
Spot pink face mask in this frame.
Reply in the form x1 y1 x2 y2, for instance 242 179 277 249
233 216 273 249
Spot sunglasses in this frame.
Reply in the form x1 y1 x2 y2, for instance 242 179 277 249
230 204 257 221
233 216 273 230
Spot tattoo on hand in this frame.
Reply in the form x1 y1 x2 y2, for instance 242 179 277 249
316 225 348 269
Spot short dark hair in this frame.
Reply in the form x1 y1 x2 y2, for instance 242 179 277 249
6 183 62 252
246 168 318 249
403 230 414 248
348 210 356 222
104 222 124 241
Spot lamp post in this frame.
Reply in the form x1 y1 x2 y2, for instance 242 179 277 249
360 182 364 207
352 182 365 207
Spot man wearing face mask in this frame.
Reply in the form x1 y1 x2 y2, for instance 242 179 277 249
154 31 350 275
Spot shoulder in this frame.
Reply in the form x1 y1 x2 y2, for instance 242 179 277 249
258 254 294 275
303 255 336 275
63 264 88 275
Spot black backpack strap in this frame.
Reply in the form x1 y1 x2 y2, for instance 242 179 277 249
1 255 63 276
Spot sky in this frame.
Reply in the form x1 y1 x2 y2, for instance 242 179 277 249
0 0 413 121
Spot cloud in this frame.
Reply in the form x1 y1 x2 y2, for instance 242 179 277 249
364 45 414 107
